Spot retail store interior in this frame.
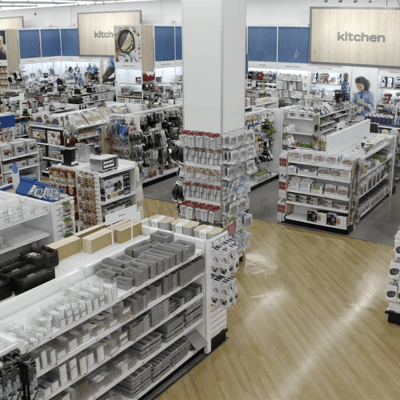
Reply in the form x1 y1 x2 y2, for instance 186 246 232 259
1 0 400 399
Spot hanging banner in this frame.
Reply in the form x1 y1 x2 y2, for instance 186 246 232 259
0 17 23 30
78 11 141 57
114 25 142 70
0 31 7 67
310 8 400 67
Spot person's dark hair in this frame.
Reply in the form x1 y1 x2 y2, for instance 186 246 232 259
355 76 370 91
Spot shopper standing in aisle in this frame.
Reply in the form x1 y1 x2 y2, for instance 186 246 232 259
341 72 351 101
353 76 374 117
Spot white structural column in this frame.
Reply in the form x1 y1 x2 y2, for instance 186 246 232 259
182 0 246 134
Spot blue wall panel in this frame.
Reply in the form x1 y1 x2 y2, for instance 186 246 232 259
155 26 175 62
175 27 182 60
278 27 309 64
19 30 41 59
41 29 61 57
61 29 79 56
248 27 277 62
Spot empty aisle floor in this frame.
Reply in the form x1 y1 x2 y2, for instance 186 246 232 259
142 198 399 400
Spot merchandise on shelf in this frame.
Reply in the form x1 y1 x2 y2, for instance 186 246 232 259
77 172 101 231
385 228 400 324
106 107 182 183
246 109 277 184
0 138 40 187
282 102 351 151
178 128 254 237
278 133 396 230
49 167 79 222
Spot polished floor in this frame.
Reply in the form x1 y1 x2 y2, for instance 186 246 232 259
142 198 398 400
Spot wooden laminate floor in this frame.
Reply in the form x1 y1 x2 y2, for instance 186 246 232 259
142 198 398 400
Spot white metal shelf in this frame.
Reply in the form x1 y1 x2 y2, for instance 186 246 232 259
0 211 48 232
121 350 199 400
24 249 203 352
0 226 50 255
37 272 204 378
86 316 203 400
319 120 336 128
321 108 351 118
30 124 63 131
291 131 314 136
285 212 348 230
287 189 349 202
288 173 350 184
184 162 221 171
47 341 134 399
142 167 179 183
360 157 392 180
37 143 62 148
359 173 390 199
286 116 314 121
288 160 352 171
100 191 137 206
3 164 39 175
48 300 203 400
362 141 393 161
43 157 62 162
2 152 38 162
360 191 390 218
185 197 221 207
286 201 349 214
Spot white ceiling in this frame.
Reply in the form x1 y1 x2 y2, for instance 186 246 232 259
0 0 156 11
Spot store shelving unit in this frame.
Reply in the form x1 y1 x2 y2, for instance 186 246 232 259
0 149 40 188
0 190 73 254
280 126 396 232
0 222 234 399
54 160 137 231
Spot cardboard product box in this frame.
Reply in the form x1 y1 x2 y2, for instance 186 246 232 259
193 225 210 238
171 219 190 234
206 227 224 239
387 282 398 302
182 221 200 236
75 223 107 239
158 217 176 231
82 229 113 254
132 220 142 237
148 215 165 228
113 222 132 244
196 225 217 239
48 236 82 261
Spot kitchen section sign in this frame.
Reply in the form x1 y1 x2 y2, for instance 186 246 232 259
114 25 142 70
310 8 400 67
78 11 141 56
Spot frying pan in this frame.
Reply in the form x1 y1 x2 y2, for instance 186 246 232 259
117 29 138 62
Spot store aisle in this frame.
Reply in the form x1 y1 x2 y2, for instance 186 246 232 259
142 198 398 400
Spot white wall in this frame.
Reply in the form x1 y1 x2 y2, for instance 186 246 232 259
246 0 400 26
0 0 182 28
2 0 400 29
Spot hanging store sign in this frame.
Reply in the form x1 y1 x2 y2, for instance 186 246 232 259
114 25 142 69
78 11 141 57
310 8 400 67
0 17 23 30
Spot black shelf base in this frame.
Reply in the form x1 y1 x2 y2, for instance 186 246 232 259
283 220 354 235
